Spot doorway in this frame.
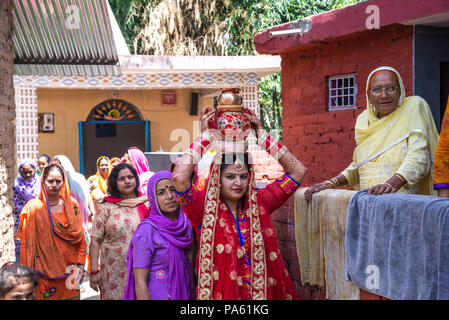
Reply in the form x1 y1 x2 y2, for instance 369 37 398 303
78 99 150 175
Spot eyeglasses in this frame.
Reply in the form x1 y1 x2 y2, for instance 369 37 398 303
370 85 399 96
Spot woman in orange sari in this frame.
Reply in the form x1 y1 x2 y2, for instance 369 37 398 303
17 163 87 300
433 96 449 197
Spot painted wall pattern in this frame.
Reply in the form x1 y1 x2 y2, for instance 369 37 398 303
13 72 259 89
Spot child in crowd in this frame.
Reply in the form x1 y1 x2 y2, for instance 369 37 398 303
0 262 38 300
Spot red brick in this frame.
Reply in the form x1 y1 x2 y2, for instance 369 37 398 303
304 124 323 134
317 135 331 144
334 110 353 122
325 143 340 154
302 114 319 125
283 135 298 149
290 126 304 136
314 154 332 164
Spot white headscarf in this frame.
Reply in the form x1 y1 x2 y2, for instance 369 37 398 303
53 155 91 227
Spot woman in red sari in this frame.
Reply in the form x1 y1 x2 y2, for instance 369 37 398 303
172 108 307 300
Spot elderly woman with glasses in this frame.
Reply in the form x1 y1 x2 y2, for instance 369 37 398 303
305 66 439 201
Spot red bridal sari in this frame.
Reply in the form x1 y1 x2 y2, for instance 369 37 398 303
175 154 300 300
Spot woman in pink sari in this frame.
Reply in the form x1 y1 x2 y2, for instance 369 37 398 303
124 147 154 195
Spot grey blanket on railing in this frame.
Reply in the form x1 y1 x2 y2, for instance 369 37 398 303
345 190 449 300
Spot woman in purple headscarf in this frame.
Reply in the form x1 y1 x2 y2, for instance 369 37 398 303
123 171 193 300
12 158 40 262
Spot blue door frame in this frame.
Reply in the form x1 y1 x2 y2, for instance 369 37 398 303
78 120 151 174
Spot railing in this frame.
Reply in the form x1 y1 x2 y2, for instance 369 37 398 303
294 187 449 300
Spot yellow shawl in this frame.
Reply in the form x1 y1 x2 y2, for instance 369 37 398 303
91 156 110 194
348 66 439 195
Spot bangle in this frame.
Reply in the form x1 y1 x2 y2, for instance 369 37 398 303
185 131 213 164
331 178 340 188
394 173 407 185
325 178 340 188
257 130 269 145
258 131 289 160
324 178 340 188
324 180 334 188
90 270 100 275
384 182 394 189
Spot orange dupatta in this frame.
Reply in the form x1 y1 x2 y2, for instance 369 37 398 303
433 96 449 188
17 163 86 280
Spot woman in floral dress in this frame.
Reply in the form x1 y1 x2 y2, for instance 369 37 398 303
89 163 149 300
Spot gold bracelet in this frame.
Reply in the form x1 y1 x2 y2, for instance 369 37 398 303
325 178 339 188
331 178 340 188
394 173 407 185
384 182 394 189
324 180 334 188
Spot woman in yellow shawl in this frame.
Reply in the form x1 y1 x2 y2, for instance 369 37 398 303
305 66 439 201
17 163 87 300
87 156 110 207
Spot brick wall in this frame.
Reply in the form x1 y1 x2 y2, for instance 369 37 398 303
274 24 414 299
252 150 284 181
0 0 17 267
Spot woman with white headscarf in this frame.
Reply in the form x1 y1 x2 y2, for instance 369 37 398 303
52 155 94 228
305 66 439 200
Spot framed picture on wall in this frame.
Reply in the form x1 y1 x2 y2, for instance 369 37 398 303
38 113 55 132
162 91 176 106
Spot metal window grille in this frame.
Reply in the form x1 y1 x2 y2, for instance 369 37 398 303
15 86 39 163
328 74 357 111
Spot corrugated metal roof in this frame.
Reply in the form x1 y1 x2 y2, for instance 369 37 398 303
13 0 120 76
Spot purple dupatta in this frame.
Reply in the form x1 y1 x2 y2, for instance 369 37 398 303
13 158 40 209
123 171 192 300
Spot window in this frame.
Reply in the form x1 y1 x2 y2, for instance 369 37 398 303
328 74 357 111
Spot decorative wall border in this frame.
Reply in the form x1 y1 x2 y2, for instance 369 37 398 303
13 72 260 89
14 72 262 162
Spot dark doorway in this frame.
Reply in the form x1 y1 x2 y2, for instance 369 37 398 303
79 121 150 176
79 99 150 176
440 62 449 126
